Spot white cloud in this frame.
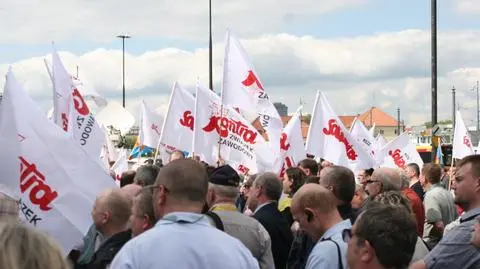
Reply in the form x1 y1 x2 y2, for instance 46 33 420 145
2 29 480 127
0 0 367 44
455 0 480 14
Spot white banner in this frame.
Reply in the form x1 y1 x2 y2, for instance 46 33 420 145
380 132 423 170
0 69 117 253
140 100 164 149
453 110 474 159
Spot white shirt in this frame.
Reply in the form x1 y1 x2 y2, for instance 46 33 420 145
110 212 259 269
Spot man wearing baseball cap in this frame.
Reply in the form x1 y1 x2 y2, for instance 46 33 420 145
206 165 275 269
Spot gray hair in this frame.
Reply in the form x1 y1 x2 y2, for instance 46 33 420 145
398 171 410 189
372 168 402 192
134 165 159 186
253 172 283 201
208 183 239 200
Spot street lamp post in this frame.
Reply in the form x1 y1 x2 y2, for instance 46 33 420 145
208 0 213 91
117 35 131 108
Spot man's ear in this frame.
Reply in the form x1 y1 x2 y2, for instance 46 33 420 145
360 240 375 263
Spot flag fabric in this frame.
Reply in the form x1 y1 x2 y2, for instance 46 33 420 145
158 82 195 154
193 83 274 174
350 118 376 162
95 101 135 135
50 47 105 160
221 29 283 153
139 100 164 149
305 91 376 170
111 150 128 186
434 144 444 166
272 107 307 177
380 132 424 170
0 68 117 253
128 136 153 160
452 110 474 159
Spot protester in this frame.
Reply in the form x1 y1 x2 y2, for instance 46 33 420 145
111 159 259 269
365 167 401 199
247 172 293 269
0 222 70 269
472 218 480 248
298 158 319 176
206 165 275 269
347 203 417 269
399 170 425 236
169 150 185 162
406 163 425 200
372 191 429 264
236 174 256 213
133 165 159 186
291 183 351 269
319 165 357 224
351 184 368 210
130 187 156 237
421 163 458 249
411 155 480 269
119 171 136 187
280 167 307 227
357 168 374 188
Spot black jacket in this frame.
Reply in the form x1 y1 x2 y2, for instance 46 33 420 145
253 202 294 269
76 230 131 269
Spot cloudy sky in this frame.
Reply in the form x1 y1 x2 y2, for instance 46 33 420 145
1 0 479 126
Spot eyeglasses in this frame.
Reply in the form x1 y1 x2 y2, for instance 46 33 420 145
147 184 170 194
365 180 380 185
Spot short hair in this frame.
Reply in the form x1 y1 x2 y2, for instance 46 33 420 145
373 191 413 216
243 174 257 189
356 203 417 269
170 150 185 160
372 168 401 192
120 170 136 187
156 159 208 204
209 183 239 200
298 158 319 175
285 167 307 197
398 171 410 189
134 165 160 186
306 175 320 184
321 166 356 203
292 184 337 214
422 163 442 184
0 223 70 269
134 188 155 224
456 154 480 178
253 172 283 201
102 189 132 226
407 163 420 177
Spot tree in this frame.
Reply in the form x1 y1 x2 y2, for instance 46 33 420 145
302 114 312 124
423 119 453 128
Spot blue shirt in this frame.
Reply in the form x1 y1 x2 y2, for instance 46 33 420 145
110 212 259 269
306 219 352 269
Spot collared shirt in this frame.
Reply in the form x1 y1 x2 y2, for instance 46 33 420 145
305 219 352 269
424 208 480 269
403 188 425 236
423 184 458 248
110 212 259 269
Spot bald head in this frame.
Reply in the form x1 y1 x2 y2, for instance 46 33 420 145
372 167 402 192
120 184 142 200
96 188 132 227
170 150 185 162
156 159 208 204
292 184 337 214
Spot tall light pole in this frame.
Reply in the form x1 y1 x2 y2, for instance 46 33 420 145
476 81 479 131
397 107 401 136
452 86 456 128
208 0 213 91
117 35 131 108
431 0 438 160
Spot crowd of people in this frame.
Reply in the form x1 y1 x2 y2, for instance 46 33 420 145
0 151 479 269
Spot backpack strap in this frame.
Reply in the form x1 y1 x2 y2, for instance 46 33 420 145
204 211 224 231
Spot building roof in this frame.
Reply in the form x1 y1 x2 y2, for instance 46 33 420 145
338 116 357 129
356 106 399 127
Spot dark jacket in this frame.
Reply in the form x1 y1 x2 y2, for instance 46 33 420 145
253 202 294 269
76 230 131 269
287 230 315 269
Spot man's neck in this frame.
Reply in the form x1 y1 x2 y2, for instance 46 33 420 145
213 197 236 206
409 177 419 187
102 225 127 238
464 199 480 212
317 213 343 240
162 204 204 217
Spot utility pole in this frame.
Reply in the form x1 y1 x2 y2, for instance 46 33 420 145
452 86 456 128
431 0 438 160
208 0 214 91
117 35 131 108
397 107 401 136
477 81 479 131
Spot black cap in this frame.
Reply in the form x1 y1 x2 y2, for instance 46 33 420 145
209 165 240 187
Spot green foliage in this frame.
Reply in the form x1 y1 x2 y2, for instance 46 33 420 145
123 135 137 149
423 119 453 128
302 114 312 124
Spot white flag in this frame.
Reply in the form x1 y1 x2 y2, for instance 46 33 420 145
193 83 273 174
305 91 376 169
380 132 424 170
111 150 128 186
0 68 117 253
350 118 376 158
95 101 135 135
159 82 195 153
273 108 307 176
139 100 164 149
51 47 105 159
221 29 283 153
373 134 388 165
453 110 474 159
